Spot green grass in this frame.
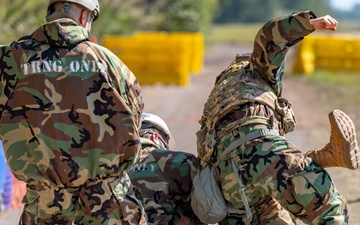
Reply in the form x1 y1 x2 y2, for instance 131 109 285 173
207 21 360 44
336 20 360 33
310 70 360 85
301 69 360 104
207 23 262 44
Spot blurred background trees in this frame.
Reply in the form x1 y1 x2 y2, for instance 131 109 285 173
0 0 358 44
213 0 331 23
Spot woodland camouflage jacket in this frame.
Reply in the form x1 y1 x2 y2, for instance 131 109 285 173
129 138 203 225
0 19 144 187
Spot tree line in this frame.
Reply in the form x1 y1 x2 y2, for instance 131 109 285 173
0 0 217 44
213 0 331 23
0 0 357 45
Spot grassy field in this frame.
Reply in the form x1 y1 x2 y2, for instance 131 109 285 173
207 20 360 44
207 23 263 44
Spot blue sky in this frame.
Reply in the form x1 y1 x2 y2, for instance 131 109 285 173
331 0 360 10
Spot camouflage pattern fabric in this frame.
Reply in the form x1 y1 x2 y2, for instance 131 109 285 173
0 18 145 224
21 172 146 225
129 138 206 225
215 127 347 225
198 11 349 225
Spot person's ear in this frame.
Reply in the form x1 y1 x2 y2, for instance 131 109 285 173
150 132 159 143
79 10 88 26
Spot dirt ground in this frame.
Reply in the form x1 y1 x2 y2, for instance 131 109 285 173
1 43 360 224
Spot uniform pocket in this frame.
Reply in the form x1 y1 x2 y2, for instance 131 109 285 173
109 174 131 201
20 188 39 224
109 173 147 224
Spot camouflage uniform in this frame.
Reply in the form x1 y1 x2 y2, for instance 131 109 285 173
0 18 146 224
197 11 348 225
129 137 205 225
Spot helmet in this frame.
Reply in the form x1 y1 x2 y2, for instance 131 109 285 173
48 0 100 21
141 113 176 149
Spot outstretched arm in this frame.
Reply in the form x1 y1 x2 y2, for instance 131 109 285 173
250 11 337 96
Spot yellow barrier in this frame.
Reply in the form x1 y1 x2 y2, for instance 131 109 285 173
169 32 204 75
293 34 360 75
102 32 204 86
292 36 315 75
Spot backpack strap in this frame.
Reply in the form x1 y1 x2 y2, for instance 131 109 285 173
213 128 279 218
214 128 279 167
230 158 252 218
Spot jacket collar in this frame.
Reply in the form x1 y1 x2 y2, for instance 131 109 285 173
31 18 89 47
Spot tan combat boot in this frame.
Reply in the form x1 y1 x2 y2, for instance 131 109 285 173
305 109 360 170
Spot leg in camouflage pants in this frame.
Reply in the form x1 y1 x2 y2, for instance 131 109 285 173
215 125 348 225
19 172 147 225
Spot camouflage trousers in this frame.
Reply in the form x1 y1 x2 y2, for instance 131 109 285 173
214 125 348 225
19 172 147 225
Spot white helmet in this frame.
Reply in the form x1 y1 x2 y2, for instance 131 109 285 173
47 0 100 21
141 113 176 149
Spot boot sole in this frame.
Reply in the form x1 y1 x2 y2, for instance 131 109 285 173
329 109 360 169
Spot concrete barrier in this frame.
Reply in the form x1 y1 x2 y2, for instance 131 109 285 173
103 32 204 86
292 34 360 75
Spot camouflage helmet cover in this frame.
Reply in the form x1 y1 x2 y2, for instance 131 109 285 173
48 0 100 21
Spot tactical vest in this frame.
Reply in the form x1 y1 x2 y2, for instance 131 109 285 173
197 59 296 167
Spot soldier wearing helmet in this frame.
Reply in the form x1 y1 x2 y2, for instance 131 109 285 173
140 112 176 150
128 113 206 225
0 1 145 224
